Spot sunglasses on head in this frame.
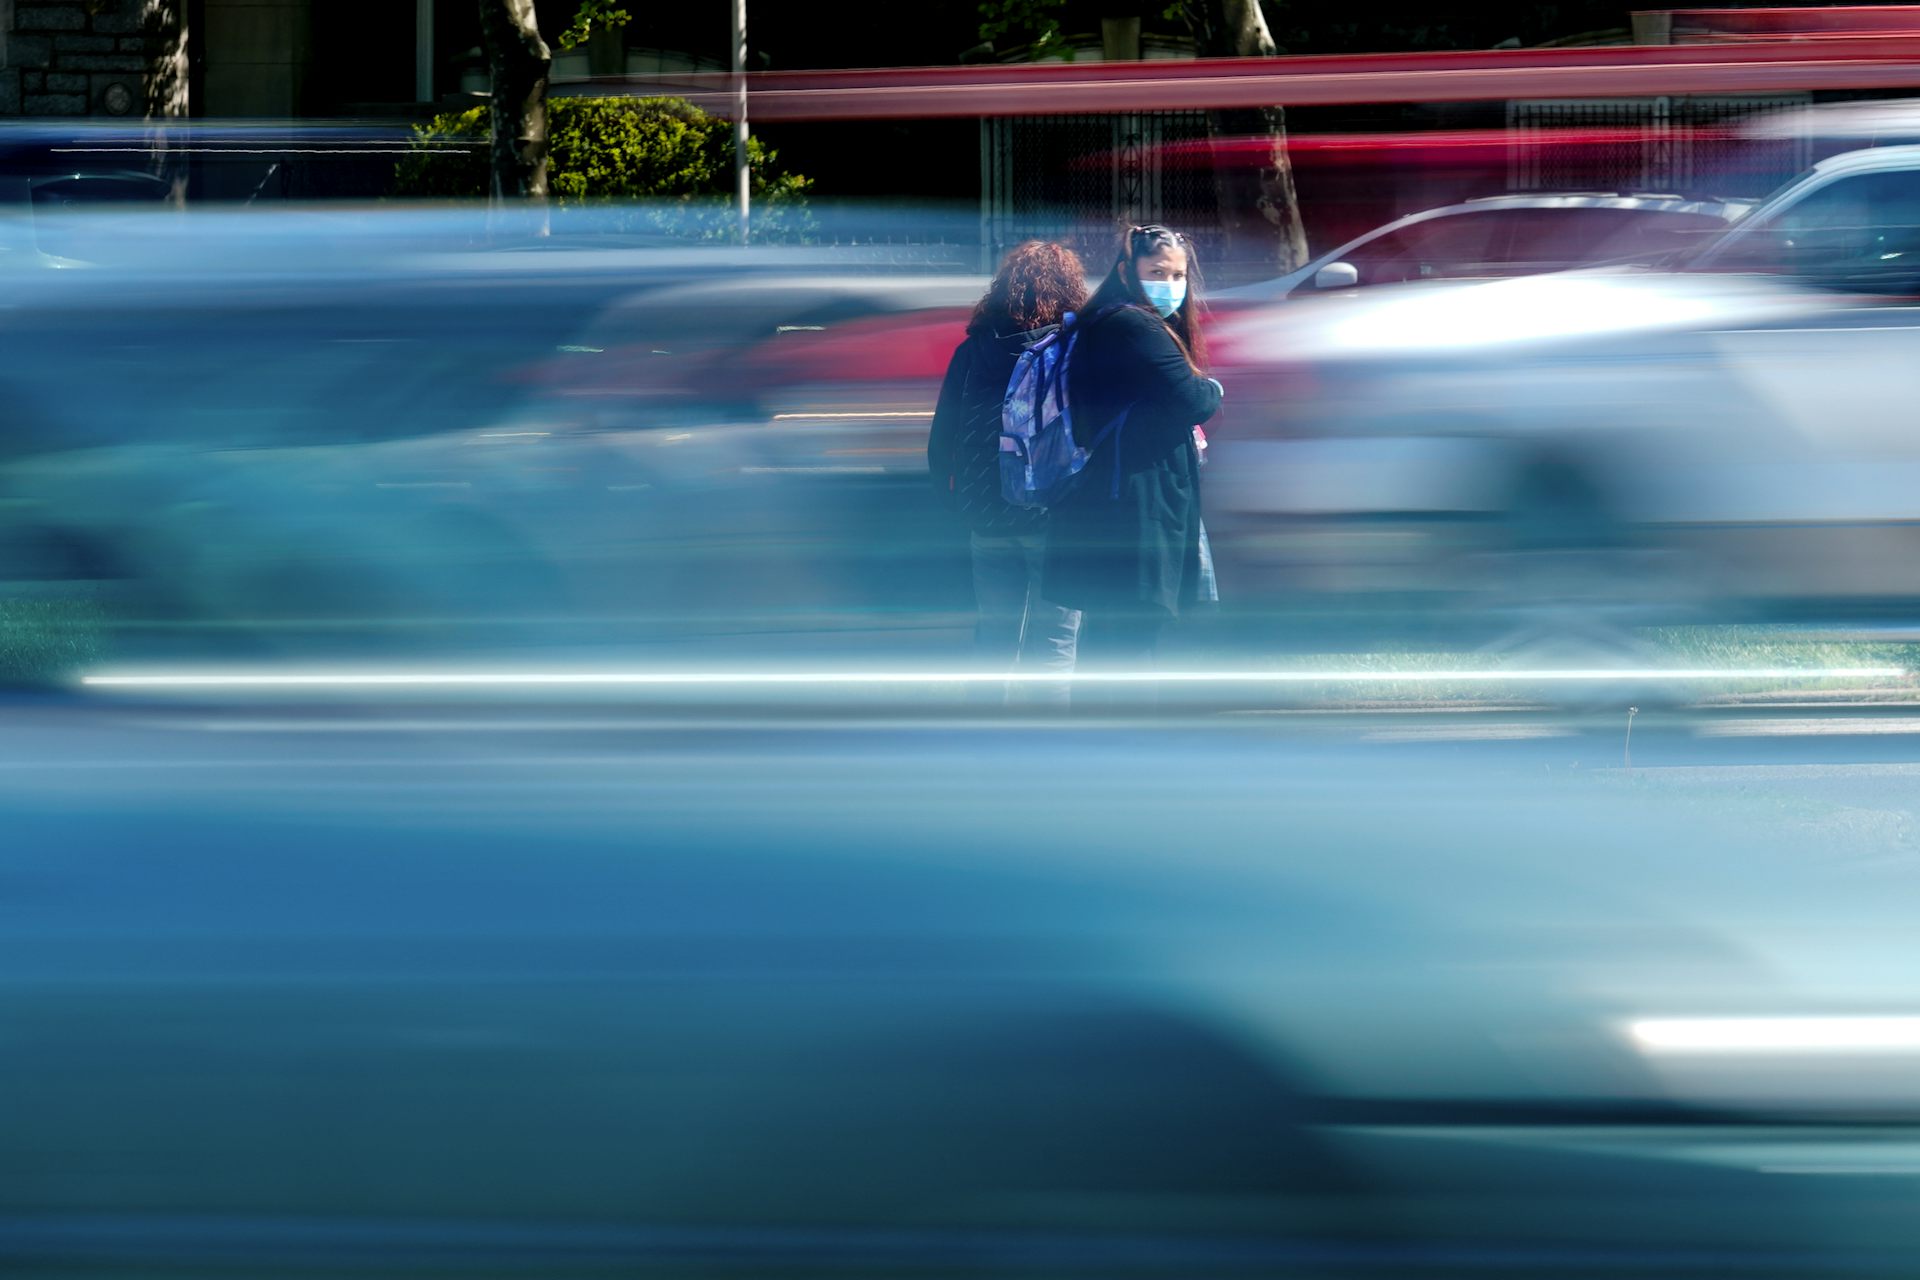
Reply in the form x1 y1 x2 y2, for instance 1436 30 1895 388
1125 226 1191 267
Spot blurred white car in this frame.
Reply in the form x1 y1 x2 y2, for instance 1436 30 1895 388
1208 144 1920 632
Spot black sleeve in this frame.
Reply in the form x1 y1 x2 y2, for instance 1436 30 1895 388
926 340 973 498
1108 308 1223 425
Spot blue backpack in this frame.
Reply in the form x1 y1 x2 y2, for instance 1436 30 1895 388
998 307 1130 509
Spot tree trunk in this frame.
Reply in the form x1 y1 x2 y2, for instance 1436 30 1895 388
1201 0 1309 280
142 0 191 120
479 0 553 202
141 0 192 207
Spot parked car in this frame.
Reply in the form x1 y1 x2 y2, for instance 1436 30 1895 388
1219 192 1752 303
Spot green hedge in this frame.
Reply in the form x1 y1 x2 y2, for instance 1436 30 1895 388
397 96 812 240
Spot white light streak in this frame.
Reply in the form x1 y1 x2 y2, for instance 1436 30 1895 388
1363 725 1574 742
79 666 1906 691
737 466 888 474
769 411 936 420
1699 717 1920 738
1631 1017 1920 1054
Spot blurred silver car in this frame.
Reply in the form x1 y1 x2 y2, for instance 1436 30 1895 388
1220 191 1751 301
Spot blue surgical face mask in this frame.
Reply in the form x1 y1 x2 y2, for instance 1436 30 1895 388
1140 278 1186 318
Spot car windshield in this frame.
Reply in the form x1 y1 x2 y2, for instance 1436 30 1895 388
1687 166 1920 289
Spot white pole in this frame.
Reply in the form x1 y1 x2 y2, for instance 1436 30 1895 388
733 0 749 243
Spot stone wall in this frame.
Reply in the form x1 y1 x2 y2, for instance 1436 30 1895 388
0 0 182 118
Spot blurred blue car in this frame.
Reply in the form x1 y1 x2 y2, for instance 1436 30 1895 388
0 205 982 661
2 728 1918 1276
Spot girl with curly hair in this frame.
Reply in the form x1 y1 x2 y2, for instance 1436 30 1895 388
927 240 1089 705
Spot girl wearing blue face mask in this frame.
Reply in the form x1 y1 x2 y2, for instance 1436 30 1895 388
1043 224 1224 708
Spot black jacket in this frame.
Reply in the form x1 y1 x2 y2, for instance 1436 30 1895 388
1043 303 1222 616
927 326 1051 537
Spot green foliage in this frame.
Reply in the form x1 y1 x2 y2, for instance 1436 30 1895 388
556 0 632 53
395 97 812 241
978 0 1072 61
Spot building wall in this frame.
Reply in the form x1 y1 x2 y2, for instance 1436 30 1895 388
199 0 309 116
0 0 170 118
309 0 417 114
0 0 429 120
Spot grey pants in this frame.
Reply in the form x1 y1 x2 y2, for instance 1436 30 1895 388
969 531 1081 707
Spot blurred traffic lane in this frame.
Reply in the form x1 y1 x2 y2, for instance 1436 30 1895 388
21 693 1920 772
14 139 1920 671
7 702 1920 1277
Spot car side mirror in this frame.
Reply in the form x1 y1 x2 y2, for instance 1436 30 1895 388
1313 261 1359 290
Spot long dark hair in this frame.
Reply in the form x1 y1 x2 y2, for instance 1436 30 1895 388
969 240 1089 337
1087 223 1207 370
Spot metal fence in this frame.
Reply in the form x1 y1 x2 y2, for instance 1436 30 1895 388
983 96 1816 273
1507 94 1811 196
981 111 1223 272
